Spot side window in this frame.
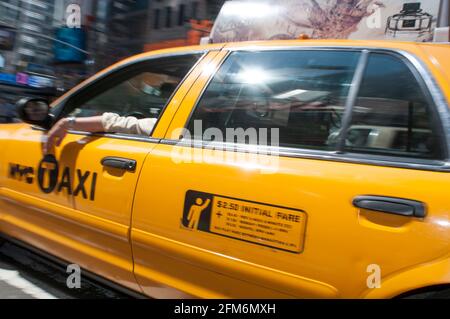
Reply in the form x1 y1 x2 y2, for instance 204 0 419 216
69 54 202 127
187 50 361 151
346 53 443 159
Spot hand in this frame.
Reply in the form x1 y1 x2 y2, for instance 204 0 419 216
43 118 69 154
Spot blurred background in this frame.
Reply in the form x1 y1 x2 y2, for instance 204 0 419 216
0 0 225 123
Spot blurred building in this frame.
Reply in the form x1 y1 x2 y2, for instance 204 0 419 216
52 0 96 92
144 0 228 50
145 0 208 48
95 0 224 67
0 0 57 110
0 0 55 74
0 0 227 95
94 0 151 69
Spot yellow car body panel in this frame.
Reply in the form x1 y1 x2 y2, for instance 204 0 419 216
0 125 152 292
0 40 449 298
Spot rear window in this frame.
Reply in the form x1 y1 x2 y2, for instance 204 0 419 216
346 53 442 159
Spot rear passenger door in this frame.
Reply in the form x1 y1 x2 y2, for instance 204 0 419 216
132 48 450 298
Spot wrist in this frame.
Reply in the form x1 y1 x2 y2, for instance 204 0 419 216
65 117 76 130
59 119 69 130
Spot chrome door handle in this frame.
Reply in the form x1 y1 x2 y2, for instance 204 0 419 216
353 196 426 218
101 157 137 172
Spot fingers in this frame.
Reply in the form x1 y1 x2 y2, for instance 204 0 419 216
55 130 67 147
42 120 67 154
43 130 55 154
42 135 49 154
43 132 56 154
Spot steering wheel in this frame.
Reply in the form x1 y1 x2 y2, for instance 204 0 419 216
246 99 271 120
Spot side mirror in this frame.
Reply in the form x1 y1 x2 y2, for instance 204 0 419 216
16 98 52 129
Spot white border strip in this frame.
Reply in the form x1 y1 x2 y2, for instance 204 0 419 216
0 269 57 299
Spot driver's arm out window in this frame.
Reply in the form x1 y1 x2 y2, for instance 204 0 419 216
68 54 202 136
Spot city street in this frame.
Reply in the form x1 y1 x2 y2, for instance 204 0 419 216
0 242 129 299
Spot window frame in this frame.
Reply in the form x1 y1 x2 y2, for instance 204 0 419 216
178 4 186 26
174 47 450 172
44 51 207 143
191 1 199 20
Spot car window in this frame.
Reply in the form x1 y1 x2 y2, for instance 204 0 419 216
69 54 202 122
187 50 361 150
345 53 443 159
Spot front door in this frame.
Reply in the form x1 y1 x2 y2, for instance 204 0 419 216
0 51 206 291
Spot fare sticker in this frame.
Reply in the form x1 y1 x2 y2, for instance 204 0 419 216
182 191 307 254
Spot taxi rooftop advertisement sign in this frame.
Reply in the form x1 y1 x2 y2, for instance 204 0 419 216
211 0 445 43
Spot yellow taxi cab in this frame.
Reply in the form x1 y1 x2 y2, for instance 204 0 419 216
0 39 449 299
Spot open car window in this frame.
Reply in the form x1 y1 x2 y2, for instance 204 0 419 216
66 54 202 130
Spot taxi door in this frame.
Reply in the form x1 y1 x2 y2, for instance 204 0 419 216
131 46 450 298
0 125 147 291
0 51 218 292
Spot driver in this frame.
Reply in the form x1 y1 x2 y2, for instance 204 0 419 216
43 78 178 153
43 113 157 154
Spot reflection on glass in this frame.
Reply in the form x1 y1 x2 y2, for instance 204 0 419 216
25 101 48 121
346 53 440 159
189 50 361 151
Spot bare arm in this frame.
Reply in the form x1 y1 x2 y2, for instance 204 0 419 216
43 113 157 154
43 116 104 154
66 116 104 132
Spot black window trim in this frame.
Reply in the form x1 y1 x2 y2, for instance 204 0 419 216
161 138 449 172
167 46 450 172
41 50 209 142
336 49 370 153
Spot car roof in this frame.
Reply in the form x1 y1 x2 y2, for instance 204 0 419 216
119 39 449 63
125 39 450 79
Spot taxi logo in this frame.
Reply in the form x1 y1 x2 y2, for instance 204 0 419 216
38 155 59 194
8 155 97 201
9 164 34 185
